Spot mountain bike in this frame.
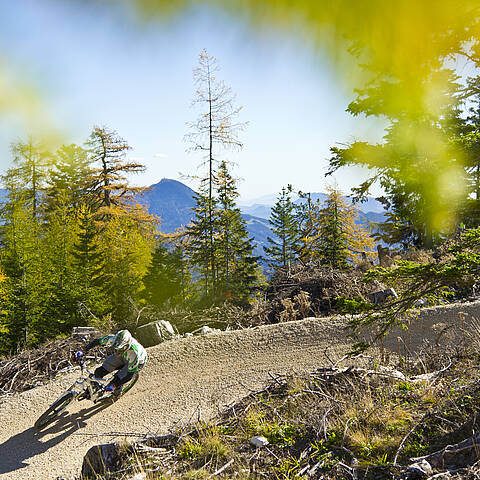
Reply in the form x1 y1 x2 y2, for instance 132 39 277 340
34 358 138 431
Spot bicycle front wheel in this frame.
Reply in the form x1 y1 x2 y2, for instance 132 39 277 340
34 391 75 430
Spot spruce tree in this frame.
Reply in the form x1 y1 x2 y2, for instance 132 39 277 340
185 179 217 298
264 185 300 269
215 161 258 300
72 204 108 315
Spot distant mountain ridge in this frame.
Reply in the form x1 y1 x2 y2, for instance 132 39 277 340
240 191 384 219
0 181 385 259
135 179 271 258
136 179 196 233
136 179 385 258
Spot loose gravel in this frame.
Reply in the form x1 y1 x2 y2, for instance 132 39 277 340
0 316 351 480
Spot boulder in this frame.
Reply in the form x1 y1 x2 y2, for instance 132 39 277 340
367 288 398 305
136 320 175 348
81 442 123 477
71 326 99 341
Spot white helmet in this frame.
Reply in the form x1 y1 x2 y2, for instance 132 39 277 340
112 329 133 351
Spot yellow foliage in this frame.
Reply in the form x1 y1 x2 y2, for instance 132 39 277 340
1 0 477 232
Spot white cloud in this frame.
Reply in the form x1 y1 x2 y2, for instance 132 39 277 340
154 153 168 158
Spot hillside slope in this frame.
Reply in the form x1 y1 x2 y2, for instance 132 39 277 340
0 317 349 480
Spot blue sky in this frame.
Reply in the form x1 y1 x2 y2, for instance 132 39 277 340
0 0 385 201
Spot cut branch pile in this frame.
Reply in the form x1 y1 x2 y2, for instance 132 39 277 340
0 337 106 396
264 264 383 322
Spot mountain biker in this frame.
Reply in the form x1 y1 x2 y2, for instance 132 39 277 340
75 329 147 399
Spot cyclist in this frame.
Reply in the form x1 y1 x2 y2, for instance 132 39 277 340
76 329 147 399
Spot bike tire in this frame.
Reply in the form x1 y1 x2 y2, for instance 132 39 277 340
34 391 75 430
120 372 139 396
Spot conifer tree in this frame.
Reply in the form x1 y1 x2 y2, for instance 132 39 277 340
72 204 108 315
40 191 79 332
185 179 217 297
9 138 51 219
185 50 246 296
295 192 324 263
142 240 185 309
99 210 156 323
455 94 480 227
0 185 42 349
264 185 300 269
317 186 375 268
46 144 91 212
86 126 145 211
215 160 258 300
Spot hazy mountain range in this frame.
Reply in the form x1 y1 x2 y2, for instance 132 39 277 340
0 179 385 258
240 192 384 219
136 179 385 258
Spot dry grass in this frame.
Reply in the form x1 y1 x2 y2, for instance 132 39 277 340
81 342 480 480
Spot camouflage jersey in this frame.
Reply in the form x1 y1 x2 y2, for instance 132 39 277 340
98 334 148 373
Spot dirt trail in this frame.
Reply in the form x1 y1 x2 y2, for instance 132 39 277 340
0 316 351 480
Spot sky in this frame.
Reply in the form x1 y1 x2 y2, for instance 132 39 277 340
0 0 387 202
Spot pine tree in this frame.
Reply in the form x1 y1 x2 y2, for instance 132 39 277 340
264 185 300 270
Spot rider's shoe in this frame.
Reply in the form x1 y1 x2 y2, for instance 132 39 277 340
111 388 122 401
78 390 90 400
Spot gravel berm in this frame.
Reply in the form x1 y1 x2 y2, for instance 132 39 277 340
0 316 351 480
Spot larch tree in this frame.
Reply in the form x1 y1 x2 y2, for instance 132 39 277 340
9 138 51 219
86 126 145 212
45 144 91 213
317 186 376 268
185 49 246 296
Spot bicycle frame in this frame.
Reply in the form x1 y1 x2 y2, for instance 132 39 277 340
70 359 113 404
34 359 115 430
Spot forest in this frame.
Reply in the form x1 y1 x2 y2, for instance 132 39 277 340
2 20 480 356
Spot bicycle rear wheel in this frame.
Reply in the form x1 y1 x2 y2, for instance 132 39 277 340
120 372 139 396
34 391 75 430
